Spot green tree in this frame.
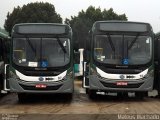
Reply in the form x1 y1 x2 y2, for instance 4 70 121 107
65 6 127 49
4 2 62 35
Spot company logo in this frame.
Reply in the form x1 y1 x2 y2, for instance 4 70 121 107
119 75 125 79
39 77 44 81
58 76 62 80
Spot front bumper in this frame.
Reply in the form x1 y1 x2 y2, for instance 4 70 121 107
89 75 153 92
9 77 74 93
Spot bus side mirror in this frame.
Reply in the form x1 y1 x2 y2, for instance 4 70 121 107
74 51 80 64
4 64 10 90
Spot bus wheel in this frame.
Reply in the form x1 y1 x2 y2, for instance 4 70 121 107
86 88 89 94
0 74 3 88
157 92 160 98
117 92 128 99
0 74 4 96
88 90 97 99
135 92 147 99
18 93 27 103
65 93 73 100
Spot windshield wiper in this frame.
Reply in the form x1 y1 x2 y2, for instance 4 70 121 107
106 33 115 58
128 33 140 50
56 37 67 62
56 37 67 54
26 37 36 56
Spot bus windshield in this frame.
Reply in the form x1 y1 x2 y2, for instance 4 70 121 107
13 38 70 67
94 35 152 65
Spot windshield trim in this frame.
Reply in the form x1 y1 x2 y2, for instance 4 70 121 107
12 37 71 68
93 34 153 66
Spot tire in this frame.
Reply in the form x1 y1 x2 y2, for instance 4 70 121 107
65 93 73 100
117 92 128 98
88 90 97 99
85 88 89 94
135 92 147 99
0 74 4 90
18 93 27 103
0 74 6 97
158 92 160 98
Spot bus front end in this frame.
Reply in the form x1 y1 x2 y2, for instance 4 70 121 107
84 21 154 98
9 23 74 99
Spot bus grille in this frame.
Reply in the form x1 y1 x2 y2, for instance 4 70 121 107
100 81 144 88
19 84 62 91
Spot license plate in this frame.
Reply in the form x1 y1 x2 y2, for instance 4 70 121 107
35 84 47 88
116 82 128 86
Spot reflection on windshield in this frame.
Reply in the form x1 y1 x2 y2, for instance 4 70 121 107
94 35 152 65
13 38 70 67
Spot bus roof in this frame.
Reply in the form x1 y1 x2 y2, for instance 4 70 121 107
12 23 71 35
0 32 10 39
92 21 152 33
93 20 150 25
13 23 70 27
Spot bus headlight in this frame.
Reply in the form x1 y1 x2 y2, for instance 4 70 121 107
90 67 97 75
10 71 20 79
97 73 103 79
58 75 66 80
144 70 154 78
67 71 73 78
90 67 104 79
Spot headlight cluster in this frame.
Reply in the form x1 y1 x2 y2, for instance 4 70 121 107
9 71 20 79
143 70 154 78
90 67 97 75
67 71 73 77
90 67 104 79
97 73 104 79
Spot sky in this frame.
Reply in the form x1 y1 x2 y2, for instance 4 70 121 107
0 0 160 33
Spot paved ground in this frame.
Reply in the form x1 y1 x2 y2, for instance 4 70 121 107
0 80 160 120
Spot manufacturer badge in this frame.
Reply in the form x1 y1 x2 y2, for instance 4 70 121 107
39 77 44 81
119 75 125 79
